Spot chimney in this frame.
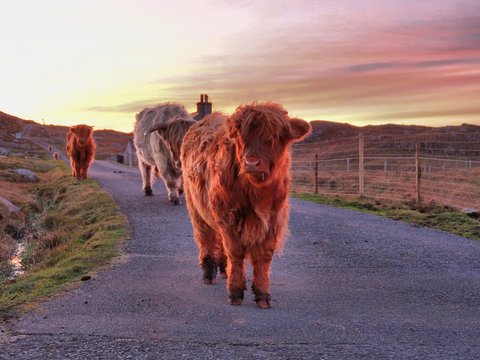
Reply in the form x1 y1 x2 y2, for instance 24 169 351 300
195 93 212 120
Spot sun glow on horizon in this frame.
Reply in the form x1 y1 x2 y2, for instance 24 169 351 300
1 0 479 132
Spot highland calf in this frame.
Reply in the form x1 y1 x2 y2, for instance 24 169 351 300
181 103 311 308
66 125 96 180
134 103 195 205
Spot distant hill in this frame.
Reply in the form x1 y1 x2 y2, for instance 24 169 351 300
2 110 479 160
0 111 36 126
294 120 480 161
305 120 480 143
0 111 131 159
0 112 35 140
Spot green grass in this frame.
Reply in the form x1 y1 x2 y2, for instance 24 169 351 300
292 192 480 240
0 159 128 318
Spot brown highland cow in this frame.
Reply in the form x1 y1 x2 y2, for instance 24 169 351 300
66 124 96 180
53 151 60 160
181 103 311 308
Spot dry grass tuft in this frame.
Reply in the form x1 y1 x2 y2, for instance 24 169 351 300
0 157 127 317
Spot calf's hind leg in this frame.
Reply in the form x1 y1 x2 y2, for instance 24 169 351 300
139 161 153 195
153 163 181 205
217 241 228 279
165 177 181 205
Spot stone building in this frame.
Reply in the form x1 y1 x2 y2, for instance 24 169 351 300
124 138 137 167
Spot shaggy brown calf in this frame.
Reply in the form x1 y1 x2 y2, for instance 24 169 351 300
134 103 195 205
66 125 96 180
181 103 311 308
148 117 196 178
53 152 60 160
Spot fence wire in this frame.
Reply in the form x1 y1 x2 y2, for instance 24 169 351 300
291 132 480 209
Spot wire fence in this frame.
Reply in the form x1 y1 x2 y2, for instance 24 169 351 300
291 132 480 209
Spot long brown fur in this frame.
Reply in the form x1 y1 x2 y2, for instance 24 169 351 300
181 102 311 308
66 124 96 180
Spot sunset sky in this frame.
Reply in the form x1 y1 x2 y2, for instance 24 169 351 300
1 0 480 132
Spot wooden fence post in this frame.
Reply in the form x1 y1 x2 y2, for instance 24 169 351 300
314 154 318 194
415 143 421 202
359 133 364 196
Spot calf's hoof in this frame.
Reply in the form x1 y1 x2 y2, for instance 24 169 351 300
169 198 181 205
229 298 243 306
228 289 244 306
203 277 216 285
256 299 271 309
144 186 153 196
253 288 271 309
168 193 181 205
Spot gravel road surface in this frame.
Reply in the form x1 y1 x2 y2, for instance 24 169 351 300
2 159 480 359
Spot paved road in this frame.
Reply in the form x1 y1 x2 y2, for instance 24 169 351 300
2 159 480 359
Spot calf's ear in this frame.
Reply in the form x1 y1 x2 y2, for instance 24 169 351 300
288 118 312 142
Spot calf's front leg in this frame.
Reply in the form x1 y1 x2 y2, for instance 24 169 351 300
250 242 275 309
75 163 82 180
224 239 246 306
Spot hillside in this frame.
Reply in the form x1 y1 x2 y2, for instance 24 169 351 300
2 110 479 160
297 120 480 160
306 120 480 143
0 111 131 159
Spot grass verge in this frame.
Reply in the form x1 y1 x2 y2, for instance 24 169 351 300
292 192 480 240
0 158 127 318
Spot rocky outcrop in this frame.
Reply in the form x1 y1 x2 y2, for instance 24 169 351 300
14 169 39 182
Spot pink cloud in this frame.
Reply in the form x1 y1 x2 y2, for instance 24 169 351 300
87 0 480 126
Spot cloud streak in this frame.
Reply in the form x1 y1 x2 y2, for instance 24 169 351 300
85 99 169 113
83 0 480 128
